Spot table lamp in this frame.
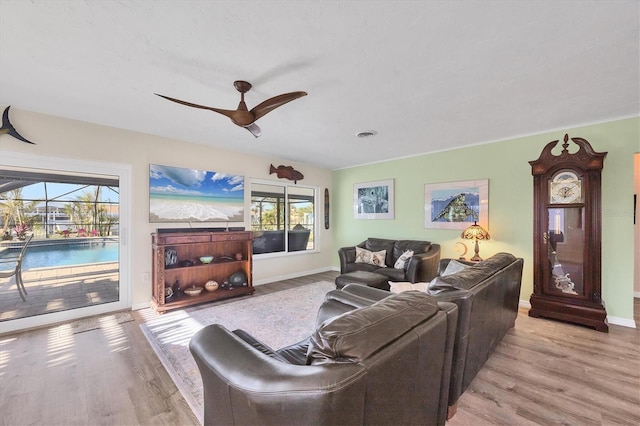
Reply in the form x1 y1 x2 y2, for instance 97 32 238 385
461 221 490 261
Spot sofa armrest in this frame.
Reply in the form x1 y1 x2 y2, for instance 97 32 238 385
337 246 357 273
406 243 441 283
190 324 367 425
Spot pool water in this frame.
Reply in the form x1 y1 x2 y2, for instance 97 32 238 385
2 243 119 270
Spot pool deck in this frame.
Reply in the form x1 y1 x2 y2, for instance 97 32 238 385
0 262 119 322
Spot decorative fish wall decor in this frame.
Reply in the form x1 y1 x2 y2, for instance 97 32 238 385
0 106 36 144
269 164 304 184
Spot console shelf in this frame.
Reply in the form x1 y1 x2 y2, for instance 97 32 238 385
151 230 254 313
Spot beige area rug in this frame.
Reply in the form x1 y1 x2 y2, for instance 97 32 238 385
139 281 335 424
68 310 134 334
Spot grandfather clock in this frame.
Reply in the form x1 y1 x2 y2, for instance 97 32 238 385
529 134 608 332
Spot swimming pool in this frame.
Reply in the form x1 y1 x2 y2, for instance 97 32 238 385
0 241 119 270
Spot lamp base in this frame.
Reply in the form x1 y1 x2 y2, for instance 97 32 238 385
470 240 482 262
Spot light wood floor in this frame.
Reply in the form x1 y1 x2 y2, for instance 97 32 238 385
1 271 638 425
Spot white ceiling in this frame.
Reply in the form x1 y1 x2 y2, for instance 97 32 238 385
1 1 638 170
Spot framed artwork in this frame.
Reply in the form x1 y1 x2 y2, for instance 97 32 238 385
424 179 488 229
149 164 244 223
354 179 394 219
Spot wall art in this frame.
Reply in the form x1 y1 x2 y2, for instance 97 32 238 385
354 179 394 220
149 164 244 223
424 179 488 229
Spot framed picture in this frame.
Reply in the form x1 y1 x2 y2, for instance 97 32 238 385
354 179 394 219
149 164 244 223
424 179 488 229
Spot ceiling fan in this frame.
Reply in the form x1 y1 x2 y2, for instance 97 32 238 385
155 81 307 138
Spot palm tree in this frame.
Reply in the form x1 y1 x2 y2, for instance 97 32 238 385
0 189 29 236
64 186 117 236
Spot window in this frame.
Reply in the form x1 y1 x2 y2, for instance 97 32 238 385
251 182 315 255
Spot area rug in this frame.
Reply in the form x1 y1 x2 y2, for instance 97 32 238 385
139 280 335 424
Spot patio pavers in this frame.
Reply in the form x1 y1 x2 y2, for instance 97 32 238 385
0 262 119 322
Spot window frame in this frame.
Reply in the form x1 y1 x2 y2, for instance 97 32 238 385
250 178 318 257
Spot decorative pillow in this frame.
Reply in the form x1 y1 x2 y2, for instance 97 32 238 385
442 259 470 276
393 250 414 269
389 281 428 293
355 246 387 267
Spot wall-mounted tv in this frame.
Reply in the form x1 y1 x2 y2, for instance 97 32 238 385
149 164 244 223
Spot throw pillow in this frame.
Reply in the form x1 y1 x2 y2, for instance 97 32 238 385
355 246 387 267
442 259 469 276
389 281 429 293
393 250 414 269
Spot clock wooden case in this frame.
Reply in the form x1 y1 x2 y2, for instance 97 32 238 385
529 134 608 332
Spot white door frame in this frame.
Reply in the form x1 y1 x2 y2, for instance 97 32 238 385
0 151 131 334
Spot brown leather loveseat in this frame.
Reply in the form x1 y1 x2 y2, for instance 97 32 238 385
339 252 524 418
338 237 441 285
189 291 458 426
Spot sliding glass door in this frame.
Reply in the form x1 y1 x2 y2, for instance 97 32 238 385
0 152 130 333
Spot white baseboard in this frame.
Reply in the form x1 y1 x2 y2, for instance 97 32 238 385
132 301 151 311
519 299 531 309
607 316 637 329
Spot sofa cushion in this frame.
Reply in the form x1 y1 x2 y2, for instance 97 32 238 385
232 329 290 363
375 267 407 281
344 262 382 274
355 247 387 267
362 238 396 267
276 338 312 365
306 291 439 365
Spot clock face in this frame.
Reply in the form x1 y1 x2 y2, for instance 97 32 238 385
549 171 582 204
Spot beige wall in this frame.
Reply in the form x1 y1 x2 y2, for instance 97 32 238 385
0 107 334 308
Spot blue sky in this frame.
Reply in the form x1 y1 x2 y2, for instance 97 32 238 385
149 164 244 199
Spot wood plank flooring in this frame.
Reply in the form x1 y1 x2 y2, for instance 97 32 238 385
1 271 638 425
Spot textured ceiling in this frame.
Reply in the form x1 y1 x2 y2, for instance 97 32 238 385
1 1 638 169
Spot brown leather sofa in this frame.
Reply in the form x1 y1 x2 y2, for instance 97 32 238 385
339 252 524 417
338 237 441 285
189 291 458 426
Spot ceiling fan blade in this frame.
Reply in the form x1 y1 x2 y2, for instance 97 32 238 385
244 123 262 138
250 91 307 122
155 93 237 119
